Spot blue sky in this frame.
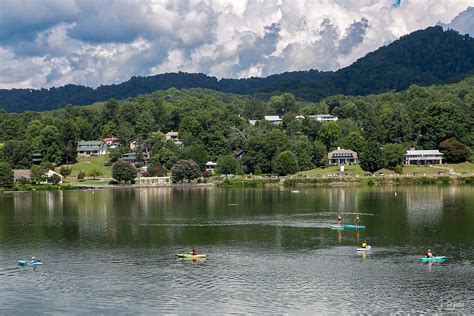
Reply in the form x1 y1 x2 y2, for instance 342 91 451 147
0 0 473 89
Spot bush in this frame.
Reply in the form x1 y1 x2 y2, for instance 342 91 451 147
439 137 469 163
171 160 201 183
112 161 137 184
272 151 298 176
59 166 72 178
77 170 86 180
393 165 403 174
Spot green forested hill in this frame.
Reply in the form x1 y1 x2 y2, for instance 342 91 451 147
0 74 473 174
1 26 474 112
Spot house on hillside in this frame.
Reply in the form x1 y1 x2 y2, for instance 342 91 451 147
309 114 338 122
264 115 282 125
404 149 443 165
328 148 358 165
13 169 31 183
103 137 121 149
77 141 108 156
205 161 217 171
165 131 183 145
44 170 64 184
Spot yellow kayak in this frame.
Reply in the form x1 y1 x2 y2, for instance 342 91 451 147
176 253 207 259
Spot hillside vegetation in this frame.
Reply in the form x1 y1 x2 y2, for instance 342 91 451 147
1 27 474 112
0 73 473 178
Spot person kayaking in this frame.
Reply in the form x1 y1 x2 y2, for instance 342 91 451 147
191 249 198 256
31 256 41 263
361 240 368 249
355 215 361 226
425 249 434 258
336 214 342 225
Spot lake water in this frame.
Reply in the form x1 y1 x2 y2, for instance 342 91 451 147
0 186 473 314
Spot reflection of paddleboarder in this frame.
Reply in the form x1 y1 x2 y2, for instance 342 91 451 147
355 215 361 226
337 229 342 243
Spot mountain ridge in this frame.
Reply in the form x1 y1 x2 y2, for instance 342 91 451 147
1 26 474 112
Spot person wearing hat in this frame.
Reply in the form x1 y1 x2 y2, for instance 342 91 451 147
31 256 41 263
336 214 342 225
361 240 368 249
425 249 434 258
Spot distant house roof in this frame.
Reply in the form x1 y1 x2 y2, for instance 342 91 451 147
405 149 443 156
166 131 179 137
328 149 357 159
78 141 104 146
264 115 282 122
14 169 31 181
205 161 217 166
248 120 257 125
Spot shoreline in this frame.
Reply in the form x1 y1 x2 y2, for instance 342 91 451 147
2 175 473 192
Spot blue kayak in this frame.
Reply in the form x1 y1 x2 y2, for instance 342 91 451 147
345 225 366 229
420 256 446 262
18 260 43 266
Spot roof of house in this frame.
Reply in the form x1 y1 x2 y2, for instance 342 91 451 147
264 115 282 121
405 150 443 155
206 161 217 166
103 137 119 141
166 131 179 136
328 149 357 158
14 169 31 180
78 140 104 146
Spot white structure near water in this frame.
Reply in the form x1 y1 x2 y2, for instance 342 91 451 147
404 149 443 165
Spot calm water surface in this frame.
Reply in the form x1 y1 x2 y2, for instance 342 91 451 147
0 186 473 314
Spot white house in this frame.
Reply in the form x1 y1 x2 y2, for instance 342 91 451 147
328 148 358 165
44 170 64 184
165 131 182 145
404 149 443 165
309 114 338 122
205 161 217 171
264 115 282 125
77 141 108 156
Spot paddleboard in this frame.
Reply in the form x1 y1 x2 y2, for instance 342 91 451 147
356 246 371 251
420 256 446 262
345 225 366 229
330 225 344 229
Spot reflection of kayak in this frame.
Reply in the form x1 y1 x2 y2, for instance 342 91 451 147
420 256 446 262
330 225 344 229
18 260 43 266
176 254 207 259
357 246 371 251
345 225 366 229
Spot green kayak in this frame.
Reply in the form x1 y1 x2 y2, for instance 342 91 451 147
176 253 207 259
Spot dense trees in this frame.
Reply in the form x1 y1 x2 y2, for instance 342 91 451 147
0 62 473 179
359 143 384 174
171 160 201 183
439 138 469 163
0 161 13 186
216 155 240 177
273 151 299 176
112 161 137 183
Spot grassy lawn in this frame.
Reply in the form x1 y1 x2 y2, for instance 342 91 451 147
299 162 474 177
57 155 112 178
63 178 112 185
298 164 367 177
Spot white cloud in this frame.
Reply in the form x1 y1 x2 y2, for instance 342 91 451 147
0 0 472 89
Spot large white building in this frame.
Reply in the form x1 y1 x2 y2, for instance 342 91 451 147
404 149 443 165
264 115 282 125
308 114 338 122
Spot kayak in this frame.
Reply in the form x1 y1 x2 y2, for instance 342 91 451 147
176 254 207 259
18 260 43 266
420 256 446 262
345 225 366 229
330 225 344 229
356 246 371 251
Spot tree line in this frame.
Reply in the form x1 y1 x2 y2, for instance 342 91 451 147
0 73 473 185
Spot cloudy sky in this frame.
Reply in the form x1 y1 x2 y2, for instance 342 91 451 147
0 0 473 89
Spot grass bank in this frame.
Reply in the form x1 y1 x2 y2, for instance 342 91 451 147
57 155 112 178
